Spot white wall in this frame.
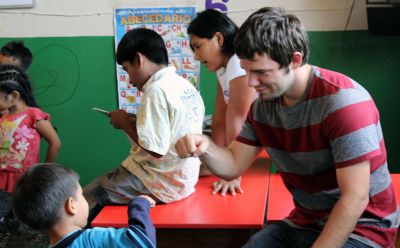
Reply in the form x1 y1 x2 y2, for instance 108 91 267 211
0 0 368 37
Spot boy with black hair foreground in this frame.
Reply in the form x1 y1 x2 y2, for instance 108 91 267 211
13 163 156 248
0 40 33 70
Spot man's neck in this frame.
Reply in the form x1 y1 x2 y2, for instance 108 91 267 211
281 64 312 107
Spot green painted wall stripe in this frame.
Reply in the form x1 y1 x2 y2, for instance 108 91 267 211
1 31 399 184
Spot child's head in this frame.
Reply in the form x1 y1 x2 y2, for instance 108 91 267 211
0 40 33 70
0 64 38 110
187 9 238 72
12 163 89 231
116 28 168 90
116 28 168 67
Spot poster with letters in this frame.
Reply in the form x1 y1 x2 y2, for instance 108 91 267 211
114 7 199 113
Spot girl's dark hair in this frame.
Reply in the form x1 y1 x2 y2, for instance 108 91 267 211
0 64 38 108
188 9 238 56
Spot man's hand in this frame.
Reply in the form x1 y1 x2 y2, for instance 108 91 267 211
109 109 131 130
175 134 210 158
212 177 243 196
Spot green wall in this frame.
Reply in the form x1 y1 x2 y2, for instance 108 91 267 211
0 31 399 185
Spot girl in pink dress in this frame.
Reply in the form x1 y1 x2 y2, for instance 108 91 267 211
0 64 61 226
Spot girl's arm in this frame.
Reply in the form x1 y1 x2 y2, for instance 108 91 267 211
225 75 256 145
211 82 227 146
201 83 227 176
36 119 61 163
212 75 257 196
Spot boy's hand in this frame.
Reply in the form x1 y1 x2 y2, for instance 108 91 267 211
175 134 210 158
138 195 156 208
109 110 130 130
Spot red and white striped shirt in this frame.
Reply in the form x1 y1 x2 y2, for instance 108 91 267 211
237 66 399 248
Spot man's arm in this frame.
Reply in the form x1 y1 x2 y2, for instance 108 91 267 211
175 134 262 180
109 110 162 158
312 160 370 248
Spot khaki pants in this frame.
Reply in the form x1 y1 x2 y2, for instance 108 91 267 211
83 166 161 224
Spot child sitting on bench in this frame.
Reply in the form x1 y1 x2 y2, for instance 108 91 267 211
12 163 156 248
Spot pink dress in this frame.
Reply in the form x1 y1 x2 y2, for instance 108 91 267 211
0 107 50 192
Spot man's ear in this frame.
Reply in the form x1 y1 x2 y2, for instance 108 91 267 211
214 32 224 48
65 196 77 215
290 52 303 69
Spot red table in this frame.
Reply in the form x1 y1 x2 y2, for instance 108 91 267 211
93 163 269 229
92 158 270 248
267 173 400 223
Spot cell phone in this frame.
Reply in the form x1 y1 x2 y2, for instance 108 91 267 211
92 107 110 116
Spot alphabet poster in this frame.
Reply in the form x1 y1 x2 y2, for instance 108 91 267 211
114 7 199 113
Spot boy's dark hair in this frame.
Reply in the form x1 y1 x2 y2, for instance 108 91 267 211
0 40 33 70
116 28 168 66
235 7 309 68
12 163 80 230
0 64 38 108
188 9 238 56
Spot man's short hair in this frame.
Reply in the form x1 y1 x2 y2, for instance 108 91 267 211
235 7 309 68
116 28 168 66
0 40 33 70
12 163 79 230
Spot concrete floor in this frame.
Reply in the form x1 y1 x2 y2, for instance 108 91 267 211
0 232 48 248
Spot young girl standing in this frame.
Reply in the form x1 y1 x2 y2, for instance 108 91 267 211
188 9 257 196
0 64 61 228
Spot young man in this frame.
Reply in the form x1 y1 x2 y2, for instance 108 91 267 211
84 28 205 222
12 163 156 248
175 7 399 248
0 40 32 70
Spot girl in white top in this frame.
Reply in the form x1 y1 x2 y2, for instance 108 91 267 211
188 9 257 196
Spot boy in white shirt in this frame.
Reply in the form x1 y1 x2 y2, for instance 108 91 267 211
84 28 205 223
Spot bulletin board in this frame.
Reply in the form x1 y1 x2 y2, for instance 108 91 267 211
114 7 200 113
0 0 34 8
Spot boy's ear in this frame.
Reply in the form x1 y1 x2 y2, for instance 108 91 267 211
135 52 145 68
65 196 77 215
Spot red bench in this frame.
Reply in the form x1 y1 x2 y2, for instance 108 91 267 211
267 173 400 222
